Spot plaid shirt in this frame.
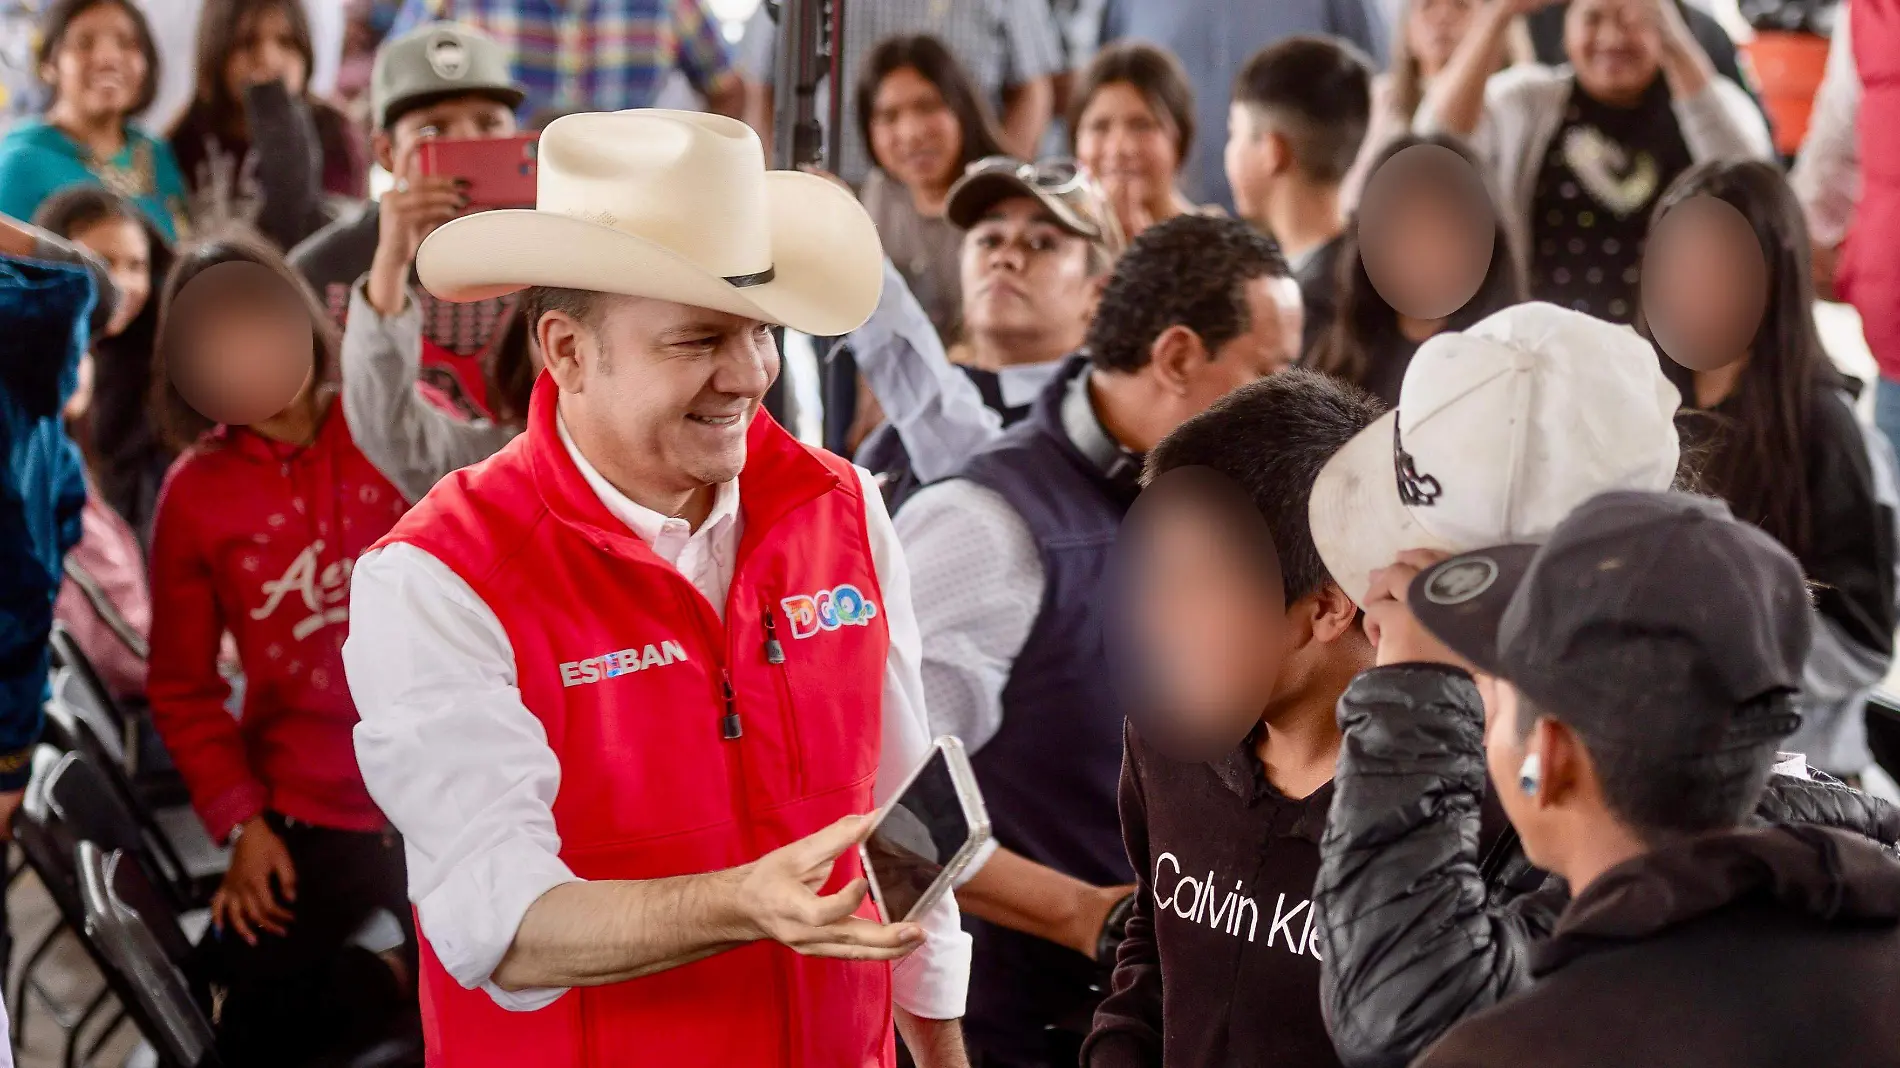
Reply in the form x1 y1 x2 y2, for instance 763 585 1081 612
390 0 736 117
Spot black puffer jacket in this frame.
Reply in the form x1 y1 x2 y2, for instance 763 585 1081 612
1314 664 1900 1068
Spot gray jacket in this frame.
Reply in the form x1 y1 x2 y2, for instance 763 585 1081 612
338 281 517 504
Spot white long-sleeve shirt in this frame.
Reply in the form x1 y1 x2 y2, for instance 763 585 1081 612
1791 4 1861 249
343 415 971 1020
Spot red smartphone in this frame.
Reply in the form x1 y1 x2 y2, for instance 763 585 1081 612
415 134 540 210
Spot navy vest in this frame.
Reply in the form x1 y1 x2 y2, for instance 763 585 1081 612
953 356 1136 1059
855 366 1032 514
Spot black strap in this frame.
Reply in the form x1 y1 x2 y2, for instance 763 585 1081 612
62 559 150 662
723 265 776 288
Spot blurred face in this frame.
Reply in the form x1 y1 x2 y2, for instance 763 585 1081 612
1179 275 1302 413
43 2 147 123
1364 186 1491 320
1409 0 1480 77
1359 145 1497 321
223 4 308 101
173 298 315 426
1133 495 1288 743
1566 0 1662 106
70 215 151 339
868 66 963 194
960 196 1098 353
378 95 520 178
542 297 779 494
1224 104 1281 223
1641 195 1769 375
1077 82 1181 206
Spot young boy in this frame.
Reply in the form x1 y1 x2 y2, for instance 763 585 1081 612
1224 36 1374 361
289 20 525 417
1083 369 1440 1068
1399 490 1900 1068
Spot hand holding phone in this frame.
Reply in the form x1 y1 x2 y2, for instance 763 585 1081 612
860 737 992 925
415 134 540 211
736 814 927 961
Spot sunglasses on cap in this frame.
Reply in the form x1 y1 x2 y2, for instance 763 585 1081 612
962 156 1088 196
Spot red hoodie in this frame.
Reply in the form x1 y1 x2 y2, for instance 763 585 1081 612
147 396 409 843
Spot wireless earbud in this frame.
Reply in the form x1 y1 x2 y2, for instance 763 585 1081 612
1518 753 1543 797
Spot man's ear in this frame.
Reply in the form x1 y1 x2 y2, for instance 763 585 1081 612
1536 718 1593 810
1147 324 1207 398
372 131 397 177
1307 584 1363 645
537 311 589 393
1265 130 1295 180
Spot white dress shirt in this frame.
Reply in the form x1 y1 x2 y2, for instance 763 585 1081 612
344 415 972 1019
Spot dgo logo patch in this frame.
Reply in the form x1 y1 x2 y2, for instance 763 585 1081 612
780 585 878 640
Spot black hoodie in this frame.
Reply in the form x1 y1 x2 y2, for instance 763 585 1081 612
1415 825 1900 1068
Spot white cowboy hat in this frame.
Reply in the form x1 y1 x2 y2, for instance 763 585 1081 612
416 109 884 338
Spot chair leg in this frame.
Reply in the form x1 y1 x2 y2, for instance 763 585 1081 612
10 918 73 1046
64 988 112 1068
82 1005 128 1065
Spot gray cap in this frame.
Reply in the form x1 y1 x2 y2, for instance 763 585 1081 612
370 22 525 131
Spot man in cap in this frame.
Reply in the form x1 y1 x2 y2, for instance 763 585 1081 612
1399 490 1900 1067
854 157 1123 510
899 212 1302 1066
1306 301 1900 1068
343 110 971 1067
290 21 526 417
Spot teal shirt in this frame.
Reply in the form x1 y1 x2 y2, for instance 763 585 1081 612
0 119 189 242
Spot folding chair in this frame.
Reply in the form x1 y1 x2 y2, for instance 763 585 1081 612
76 842 221 1068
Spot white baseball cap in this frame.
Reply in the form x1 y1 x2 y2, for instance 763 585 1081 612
1308 302 1683 606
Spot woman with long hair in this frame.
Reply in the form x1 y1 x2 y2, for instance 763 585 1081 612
0 0 189 240
1311 135 1525 405
1645 159 1897 781
145 233 418 1063
1069 41 1209 241
168 0 365 250
854 34 1008 344
35 185 177 544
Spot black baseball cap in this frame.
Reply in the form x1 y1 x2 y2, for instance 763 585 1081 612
1409 490 1810 756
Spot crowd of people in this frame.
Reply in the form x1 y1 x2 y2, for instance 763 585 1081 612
3 0 1900 1066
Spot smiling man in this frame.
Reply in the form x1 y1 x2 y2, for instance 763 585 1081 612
342 109 972 1068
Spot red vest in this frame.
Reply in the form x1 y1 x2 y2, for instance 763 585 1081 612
1843 0 1900 379
379 374 896 1067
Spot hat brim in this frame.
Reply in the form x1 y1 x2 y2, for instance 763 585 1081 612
1407 544 1541 677
380 85 527 130
944 171 1100 240
415 170 884 339
1309 409 1459 606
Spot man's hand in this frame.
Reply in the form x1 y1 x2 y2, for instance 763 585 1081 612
1073 883 1138 961
212 816 298 945
0 787 25 841
365 175 466 317
1363 549 1474 671
735 814 927 961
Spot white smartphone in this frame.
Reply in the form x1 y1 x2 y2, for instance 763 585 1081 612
859 736 991 925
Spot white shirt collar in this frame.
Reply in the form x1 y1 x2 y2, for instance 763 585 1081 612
556 411 740 548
